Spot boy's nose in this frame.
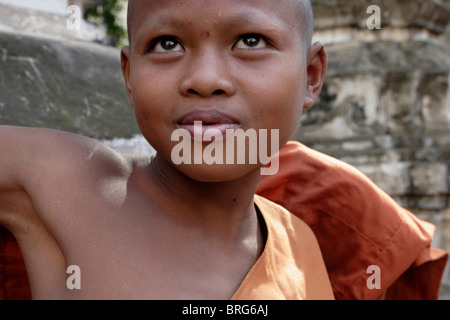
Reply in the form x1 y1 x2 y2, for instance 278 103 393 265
179 50 236 98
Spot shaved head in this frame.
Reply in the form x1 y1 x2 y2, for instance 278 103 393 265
126 0 314 48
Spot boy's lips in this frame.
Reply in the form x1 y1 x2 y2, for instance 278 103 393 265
176 109 241 140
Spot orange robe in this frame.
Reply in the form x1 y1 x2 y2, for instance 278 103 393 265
257 141 448 300
232 195 334 300
0 230 30 300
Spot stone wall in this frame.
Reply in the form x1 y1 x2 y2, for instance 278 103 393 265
0 3 137 139
295 0 450 297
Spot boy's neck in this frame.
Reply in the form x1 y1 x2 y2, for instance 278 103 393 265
146 154 263 245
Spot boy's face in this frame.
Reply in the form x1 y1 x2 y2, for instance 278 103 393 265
121 0 326 182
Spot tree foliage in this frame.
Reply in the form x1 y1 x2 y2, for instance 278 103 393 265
84 0 126 47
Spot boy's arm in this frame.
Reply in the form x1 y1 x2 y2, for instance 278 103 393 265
0 125 90 230
0 125 75 299
0 125 126 230
0 125 39 300
0 125 36 230
0 125 124 300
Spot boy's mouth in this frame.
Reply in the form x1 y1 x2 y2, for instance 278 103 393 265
177 109 241 140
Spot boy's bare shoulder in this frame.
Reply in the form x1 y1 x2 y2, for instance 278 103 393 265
0 126 140 221
0 126 151 237
1 125 134 178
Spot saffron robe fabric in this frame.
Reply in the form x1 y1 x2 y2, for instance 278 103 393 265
232 195 334 300
0 141 448 299
257 141 448 300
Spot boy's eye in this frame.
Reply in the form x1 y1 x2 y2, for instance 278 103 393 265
233 34 269 50
148 36 185 53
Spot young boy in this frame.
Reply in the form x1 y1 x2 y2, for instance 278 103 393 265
0 0 334 299
0 0 447 300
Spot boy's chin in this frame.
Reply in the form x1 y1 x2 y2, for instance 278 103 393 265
174 163 263 183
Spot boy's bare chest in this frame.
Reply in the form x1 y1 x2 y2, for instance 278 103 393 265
59 220 250 299
31 185 252 299
63 245 247 300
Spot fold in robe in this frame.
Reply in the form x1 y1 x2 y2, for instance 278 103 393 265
257 141 448 300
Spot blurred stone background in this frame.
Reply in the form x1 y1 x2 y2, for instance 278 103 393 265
0 0 449 298
300 0 450 298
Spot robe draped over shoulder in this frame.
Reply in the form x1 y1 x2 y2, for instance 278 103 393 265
257 141 448 300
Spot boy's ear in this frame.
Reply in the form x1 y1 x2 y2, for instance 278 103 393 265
121 46 134 108
304 42 327 109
